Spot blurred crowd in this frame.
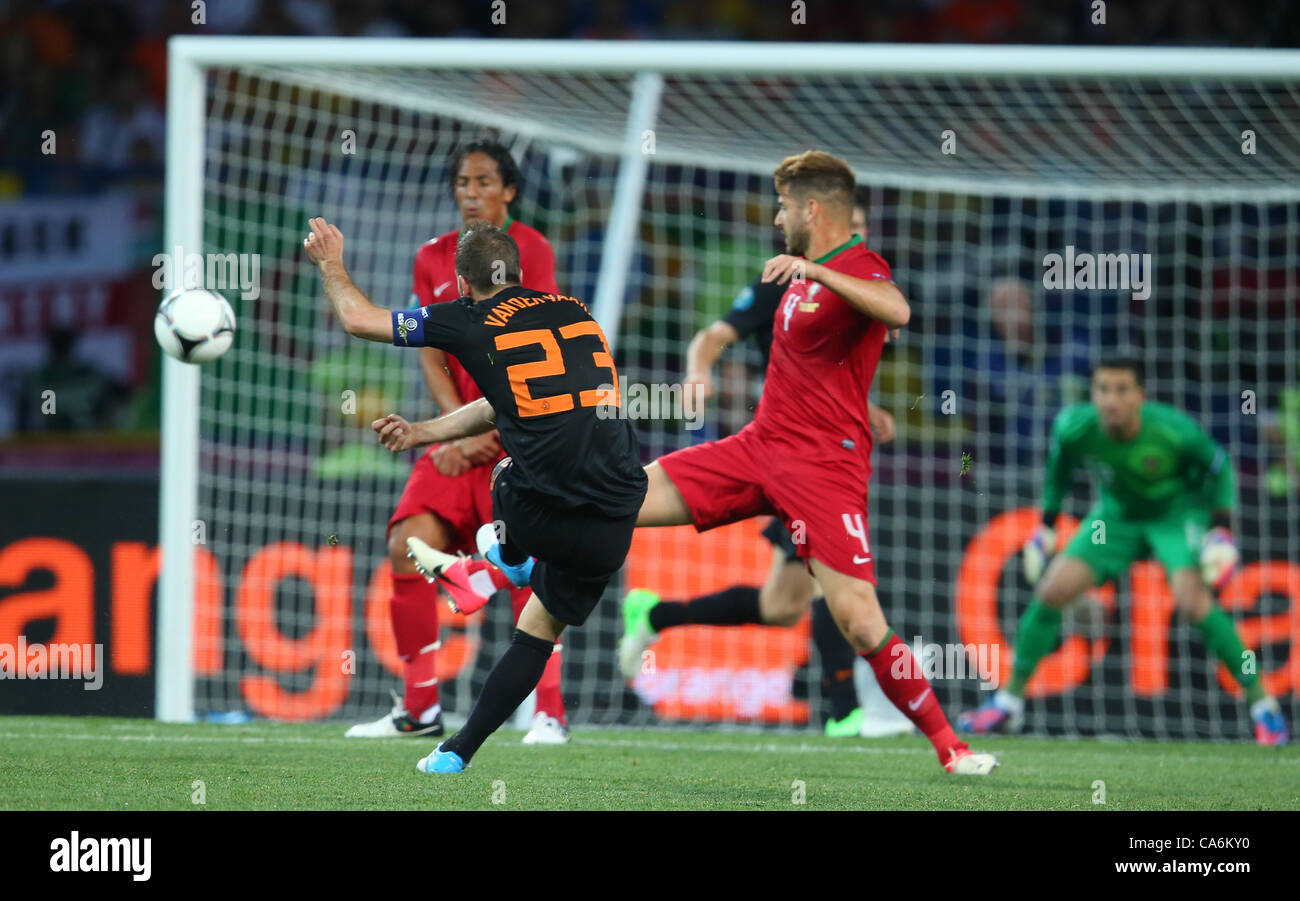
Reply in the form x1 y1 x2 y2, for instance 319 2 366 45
2 0 1296 179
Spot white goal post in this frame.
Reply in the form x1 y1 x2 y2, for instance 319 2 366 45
160 38 1300 737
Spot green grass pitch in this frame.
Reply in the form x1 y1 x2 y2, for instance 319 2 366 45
1 716 1296 810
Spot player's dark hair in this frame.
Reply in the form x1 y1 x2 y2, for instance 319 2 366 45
774 150 855 210
447 139 522 205
852 184 871 214
1092 355 1145 387
456 220 522 295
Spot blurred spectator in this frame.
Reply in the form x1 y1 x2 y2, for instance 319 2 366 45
576 0 651 40
17 326 128 432
936 277 1091 465
77 69 165 169
334 0 409 37
1264 374 1300 499
932 0 1024 43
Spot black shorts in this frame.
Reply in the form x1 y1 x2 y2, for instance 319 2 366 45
761 516 800 564
492 466 638 627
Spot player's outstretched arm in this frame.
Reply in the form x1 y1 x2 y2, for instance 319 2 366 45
303 217 393 342
762 255 909 329
684 320 739 402
373 399 497 452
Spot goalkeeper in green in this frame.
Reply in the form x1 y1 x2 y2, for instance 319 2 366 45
959 357 1289 746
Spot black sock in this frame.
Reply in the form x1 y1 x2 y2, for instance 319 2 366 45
812 598 858 722
648 585 762 631
441 629 553 763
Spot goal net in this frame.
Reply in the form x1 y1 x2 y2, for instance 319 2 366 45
163 40 1300 740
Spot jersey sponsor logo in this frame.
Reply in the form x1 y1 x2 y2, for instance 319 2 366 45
732 285 754 311
433 281 453 298
782 284 823 324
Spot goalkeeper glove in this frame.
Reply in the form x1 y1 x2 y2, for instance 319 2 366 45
1200 526 1239 592
1022 523 1057 585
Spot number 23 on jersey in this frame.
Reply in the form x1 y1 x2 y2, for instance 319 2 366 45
494 322 619 418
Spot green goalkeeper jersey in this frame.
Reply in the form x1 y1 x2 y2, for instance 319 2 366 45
1042 401 1236 522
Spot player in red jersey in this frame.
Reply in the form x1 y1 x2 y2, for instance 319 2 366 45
635 151 997 774
346 140 570 744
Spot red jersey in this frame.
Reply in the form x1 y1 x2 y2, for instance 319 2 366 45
753 235 894 458
410 216 558 405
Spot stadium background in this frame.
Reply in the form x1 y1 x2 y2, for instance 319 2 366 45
2 1 1299 743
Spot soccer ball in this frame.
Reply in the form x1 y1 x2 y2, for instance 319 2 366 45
154 288 236 364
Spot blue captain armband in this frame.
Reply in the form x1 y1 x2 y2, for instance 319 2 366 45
392 307 427 346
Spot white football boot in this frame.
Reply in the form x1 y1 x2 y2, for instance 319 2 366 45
521 712 571 745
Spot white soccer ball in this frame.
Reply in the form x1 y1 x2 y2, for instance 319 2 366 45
154 288 236 364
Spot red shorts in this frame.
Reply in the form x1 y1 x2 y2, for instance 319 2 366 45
656 423 876 583
388 445 505 554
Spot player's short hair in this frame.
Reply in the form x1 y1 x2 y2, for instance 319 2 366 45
852 184 871 215
1092 355 1145 387
447 138 522 200
456 220 522 295
773 150 856 210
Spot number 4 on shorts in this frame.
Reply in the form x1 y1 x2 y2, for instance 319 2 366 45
843 513 871 564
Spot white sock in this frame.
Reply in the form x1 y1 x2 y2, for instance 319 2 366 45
993 690 1024 715
1249 697 1278 719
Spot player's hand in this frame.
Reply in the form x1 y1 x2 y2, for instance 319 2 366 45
1200 526 1239 592
372 413 416 453
884 328 901 343
458 430 502 466
1022 523 1057 585
684 370 715 404
868 404 896 444
762 254 820 285
303 217 344 266
431 442 471 476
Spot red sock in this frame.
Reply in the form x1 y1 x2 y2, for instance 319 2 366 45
389 572 440 720
534 646 566 723
404 647 440 722
863 632 966 765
